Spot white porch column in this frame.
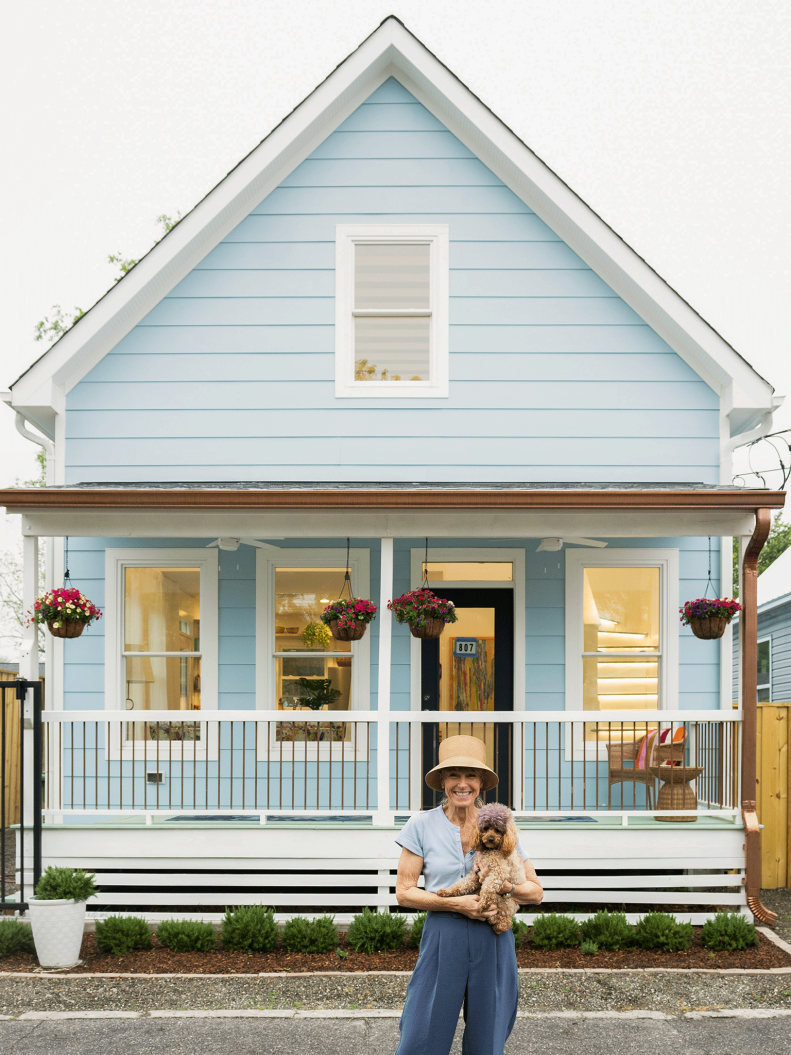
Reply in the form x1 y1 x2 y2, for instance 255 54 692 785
374 538 394 828
20 535 39 828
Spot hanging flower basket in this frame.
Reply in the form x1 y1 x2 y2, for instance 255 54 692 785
680 597 741 640
47 620 86 639
387 588 458 640
408 617 449 640
321 598 377 641
28 587 103 639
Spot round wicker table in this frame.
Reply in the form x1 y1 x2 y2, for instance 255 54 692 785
649 765 704 822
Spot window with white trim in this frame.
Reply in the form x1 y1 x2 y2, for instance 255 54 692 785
757 637 771 702
565 549 679 754
256 549 371 751
104 549 218 747
335 225 449 398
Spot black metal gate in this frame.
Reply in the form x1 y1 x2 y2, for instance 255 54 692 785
1 679 42 912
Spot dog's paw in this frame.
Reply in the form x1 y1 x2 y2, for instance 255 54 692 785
436 888 452 897
491 918 511 934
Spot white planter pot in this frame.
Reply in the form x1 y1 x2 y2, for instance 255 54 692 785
28 896 87 969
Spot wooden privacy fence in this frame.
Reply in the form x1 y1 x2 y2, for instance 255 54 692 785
0 670 45 829
1 671 22 827
757 702 791 888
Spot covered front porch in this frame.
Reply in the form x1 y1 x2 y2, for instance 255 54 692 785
2 482 784 922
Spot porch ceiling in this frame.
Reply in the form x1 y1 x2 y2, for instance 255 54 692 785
0 483 783 538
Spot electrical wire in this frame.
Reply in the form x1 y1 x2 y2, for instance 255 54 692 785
731 429 791 489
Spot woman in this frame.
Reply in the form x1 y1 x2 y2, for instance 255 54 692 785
394 735 543 1055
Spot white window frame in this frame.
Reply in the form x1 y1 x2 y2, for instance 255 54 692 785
757 636 772 701
103 548 219 760
256 548 371 760
334 224 450 398
564 548 679 761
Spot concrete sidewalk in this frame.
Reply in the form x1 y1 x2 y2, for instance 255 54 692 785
3 1013 791 1055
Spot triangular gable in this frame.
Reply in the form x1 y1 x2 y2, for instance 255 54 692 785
6 16 777 441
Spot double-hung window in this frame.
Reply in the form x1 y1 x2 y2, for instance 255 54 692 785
335 225 449 398
565 549 679 756
104 548 218 752
256 548 371 754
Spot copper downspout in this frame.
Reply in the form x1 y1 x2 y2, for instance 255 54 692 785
740 508 777 925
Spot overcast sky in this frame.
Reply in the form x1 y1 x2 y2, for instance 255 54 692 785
1 0 789 527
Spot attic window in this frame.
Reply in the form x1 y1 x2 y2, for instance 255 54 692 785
335 225 449 398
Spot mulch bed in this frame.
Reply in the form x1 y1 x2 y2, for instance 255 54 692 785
1 929 789 974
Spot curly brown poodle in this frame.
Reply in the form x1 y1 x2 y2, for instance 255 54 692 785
437 803 526 933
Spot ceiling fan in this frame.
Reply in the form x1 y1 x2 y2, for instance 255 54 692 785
491 537 608 551
205 537 283 552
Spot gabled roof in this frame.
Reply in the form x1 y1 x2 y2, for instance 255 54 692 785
5 15 778 440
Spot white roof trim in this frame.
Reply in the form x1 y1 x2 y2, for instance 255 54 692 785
9 17 776 414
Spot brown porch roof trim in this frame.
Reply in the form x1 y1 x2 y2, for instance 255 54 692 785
0 487 785 512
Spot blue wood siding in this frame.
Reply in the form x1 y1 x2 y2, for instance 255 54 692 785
65 77 719 485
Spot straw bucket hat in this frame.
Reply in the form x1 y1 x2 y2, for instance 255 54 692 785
425 735 499 792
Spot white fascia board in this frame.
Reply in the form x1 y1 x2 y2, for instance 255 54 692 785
10 18 775 412
4 378 64 439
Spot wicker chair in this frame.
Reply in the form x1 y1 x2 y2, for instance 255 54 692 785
606 727 687 809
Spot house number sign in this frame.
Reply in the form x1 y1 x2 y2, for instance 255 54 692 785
453 638 478 658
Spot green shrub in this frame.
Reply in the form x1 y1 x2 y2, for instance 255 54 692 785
156 919 215 953
347 908 407 954
221 905 278 953
700 912 759 951
580 911 633 951
34 866 98 902
634 912 693 952
530 913 581 950
408 912 427 948
282 916 338 954
511 917 530 949
0 920 35 958
580 940 598 955
95 915 152 955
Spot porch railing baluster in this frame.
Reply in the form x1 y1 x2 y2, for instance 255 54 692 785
242 721 247 811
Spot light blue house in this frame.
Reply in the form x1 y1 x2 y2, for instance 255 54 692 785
1 18 785 923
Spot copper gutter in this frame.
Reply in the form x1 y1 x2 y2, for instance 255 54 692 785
740 508 778 925
0 487 785 511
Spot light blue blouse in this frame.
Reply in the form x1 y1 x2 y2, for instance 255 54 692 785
395 806 529 893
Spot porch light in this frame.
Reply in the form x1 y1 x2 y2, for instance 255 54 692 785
217 538 241 551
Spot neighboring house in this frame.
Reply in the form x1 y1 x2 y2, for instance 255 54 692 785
0 18 785 923
733 546 791 703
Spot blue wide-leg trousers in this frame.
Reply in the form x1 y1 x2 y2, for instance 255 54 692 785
395 913 518 1055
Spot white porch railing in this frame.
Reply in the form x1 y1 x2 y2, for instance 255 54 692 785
40 709 741 826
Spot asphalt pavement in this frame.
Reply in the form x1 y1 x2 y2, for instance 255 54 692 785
2 1015 791 1055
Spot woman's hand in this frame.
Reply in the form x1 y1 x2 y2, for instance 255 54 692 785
451 895 497 921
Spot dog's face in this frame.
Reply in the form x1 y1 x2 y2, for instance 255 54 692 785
479 825 505 850
473 817 518 856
